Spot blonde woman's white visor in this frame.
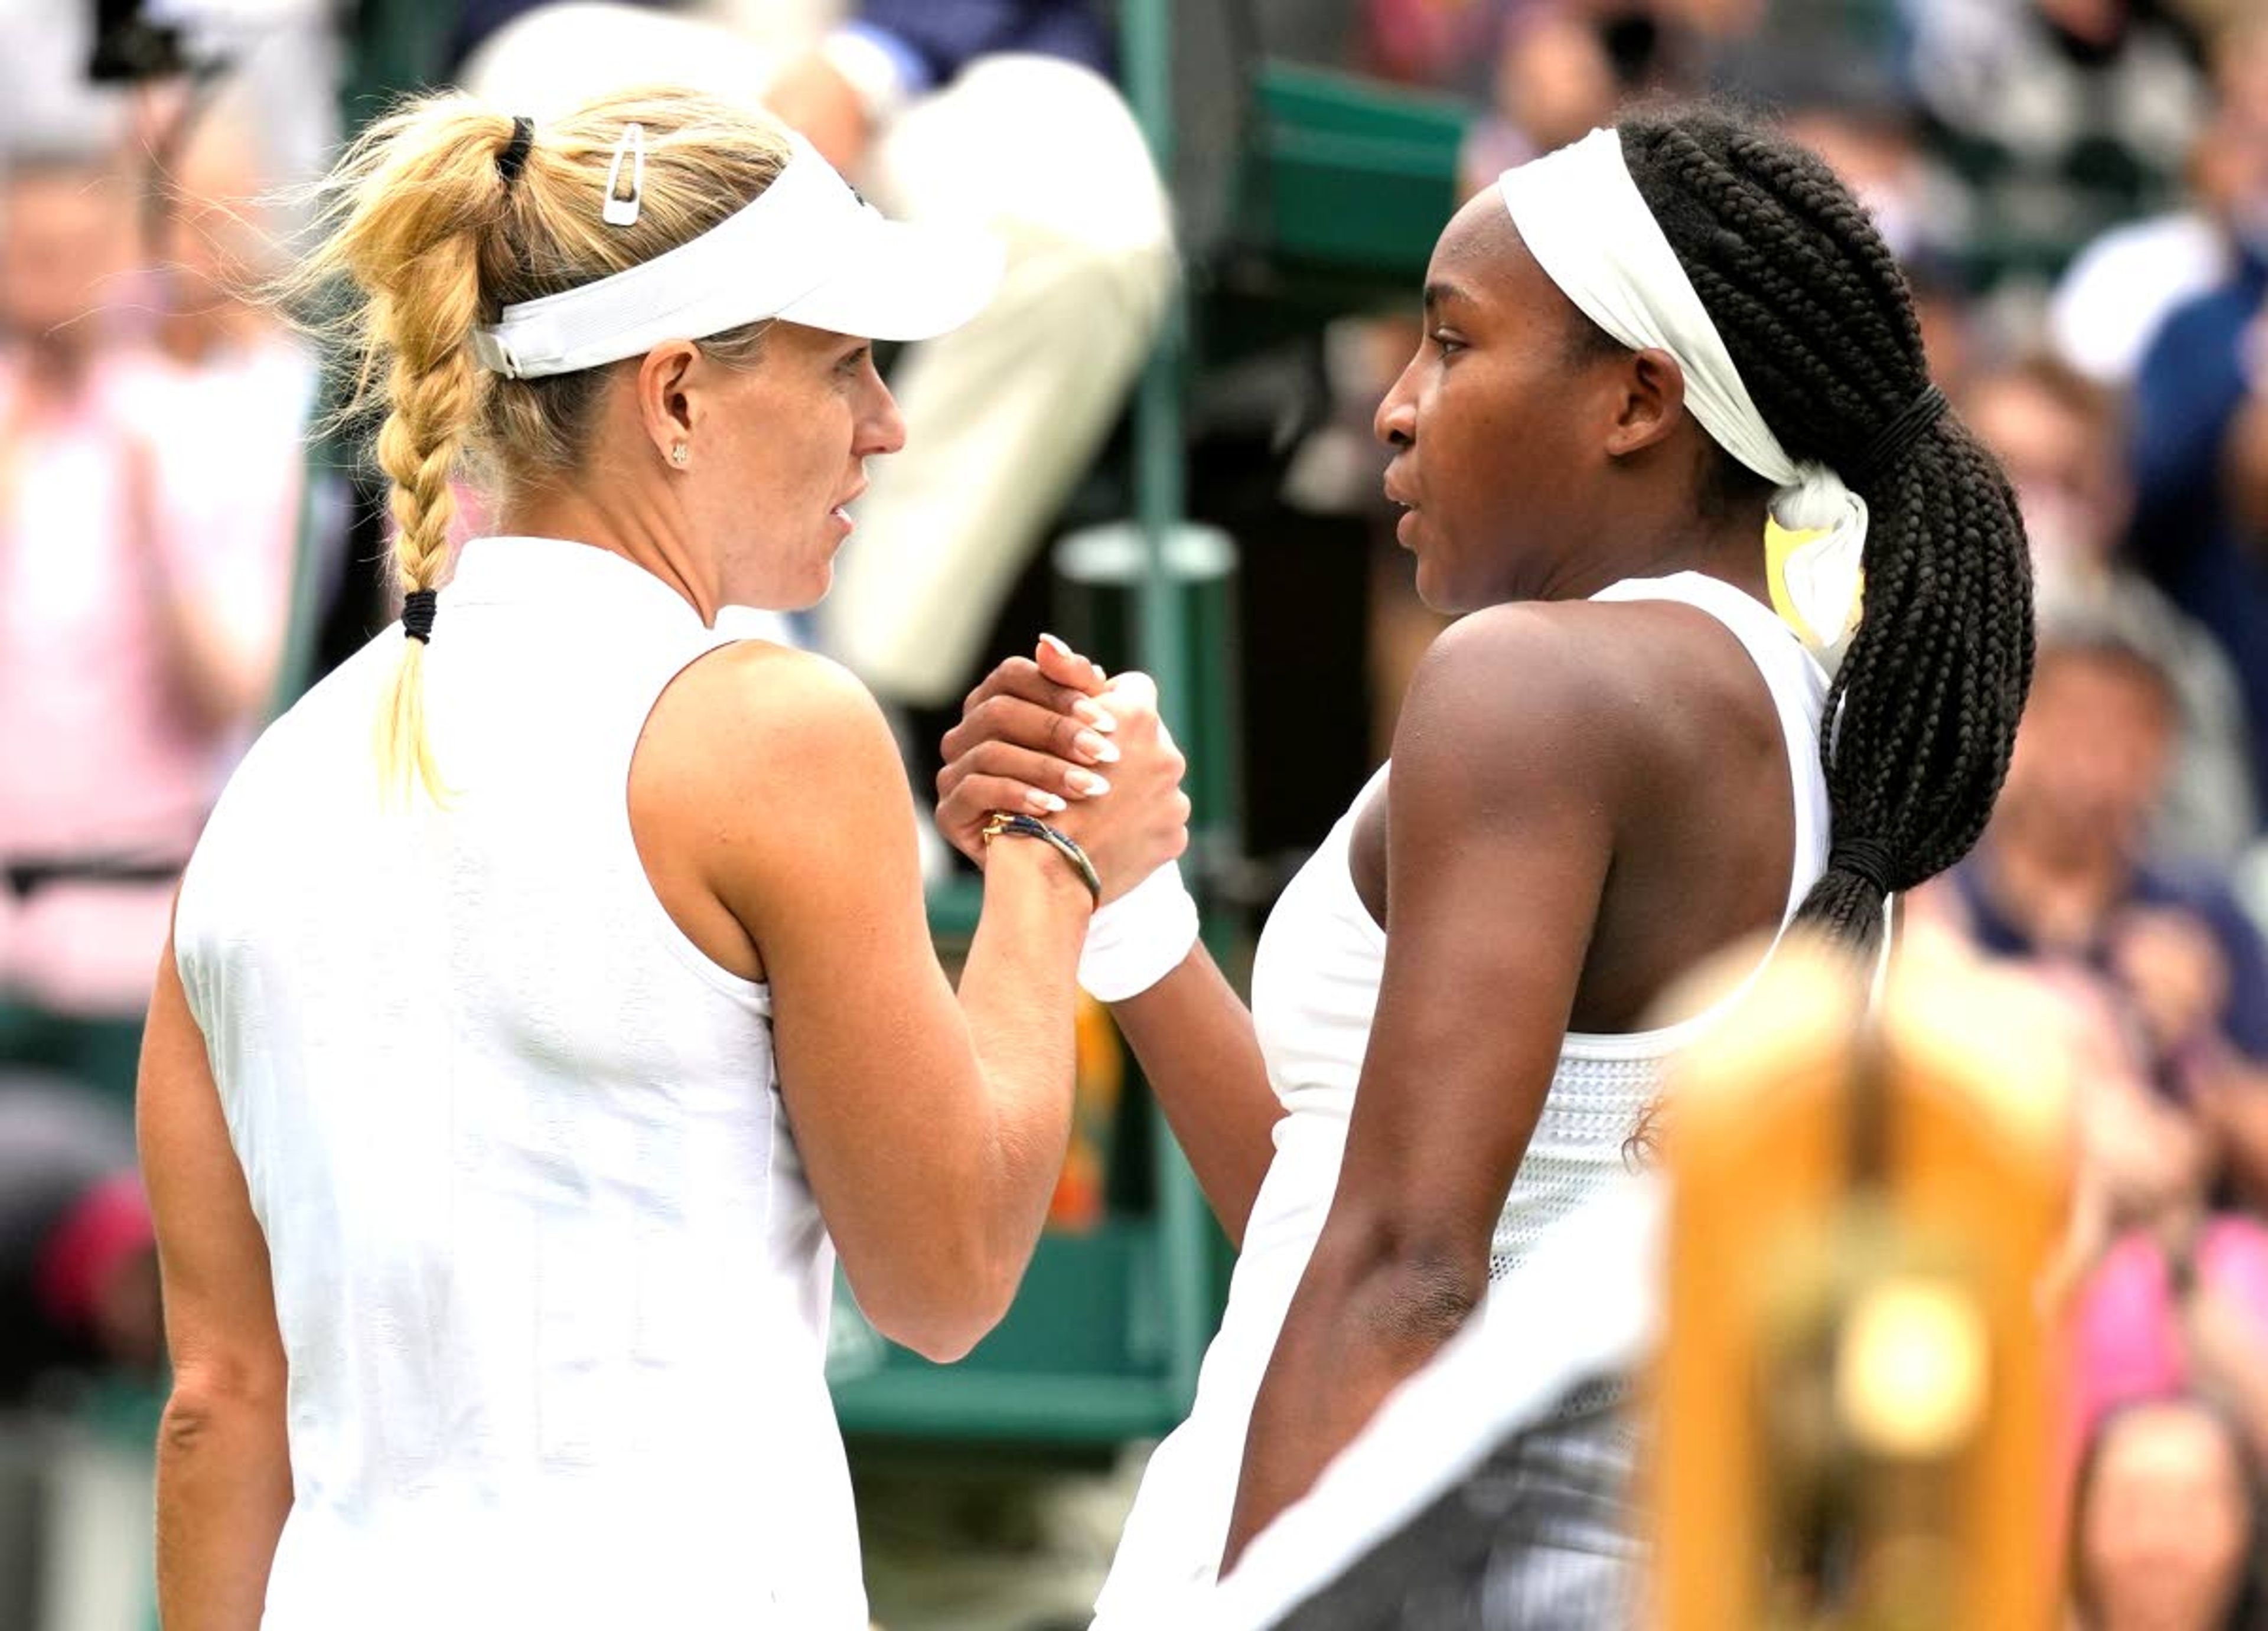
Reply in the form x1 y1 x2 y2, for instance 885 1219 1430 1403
470 132 1003 380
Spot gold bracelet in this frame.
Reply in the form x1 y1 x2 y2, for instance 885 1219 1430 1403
980 811 1102 903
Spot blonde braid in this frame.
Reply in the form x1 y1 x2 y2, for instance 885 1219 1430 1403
371 238 484 801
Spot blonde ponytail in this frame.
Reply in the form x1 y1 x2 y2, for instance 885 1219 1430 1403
278 86 794 803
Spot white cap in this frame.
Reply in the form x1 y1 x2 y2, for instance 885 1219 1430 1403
470 131 1002 380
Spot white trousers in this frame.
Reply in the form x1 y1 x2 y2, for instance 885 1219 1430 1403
464 4 1178 704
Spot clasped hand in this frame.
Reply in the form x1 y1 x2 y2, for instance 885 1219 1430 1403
936 636 1190 904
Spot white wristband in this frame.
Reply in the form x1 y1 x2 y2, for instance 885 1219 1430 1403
1078 860 1200 1002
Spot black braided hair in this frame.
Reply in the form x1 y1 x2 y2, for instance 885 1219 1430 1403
1614 108 2034 958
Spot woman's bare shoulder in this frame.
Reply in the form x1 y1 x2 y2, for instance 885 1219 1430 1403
642 638 906 810
1393 595 1779 809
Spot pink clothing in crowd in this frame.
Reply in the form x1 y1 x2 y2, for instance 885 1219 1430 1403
2073 1215 2268 1436
0 340 311 1015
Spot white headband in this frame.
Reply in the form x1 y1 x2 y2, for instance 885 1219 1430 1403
470 132 1002 380
1498 127 1864 673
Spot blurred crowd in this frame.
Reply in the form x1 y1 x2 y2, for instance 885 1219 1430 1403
9 0 2268 1624
0 28 316 1417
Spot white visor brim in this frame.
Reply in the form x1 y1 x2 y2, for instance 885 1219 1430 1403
773 213 1005 343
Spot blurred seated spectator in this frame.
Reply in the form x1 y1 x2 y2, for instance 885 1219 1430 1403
126 109 322 712
1370 0 1772 110
1964 357 2255 859
2127 87 2268 818
1781 92 1967 298
460 0 1174 710
1906 259 1986 401
1916 604 2268 1214
1458 8 1621 198
0 132 308 1091
0 1076 159 1407
2051 17 2268 387
2070 1396 2268 1630
1901 0 2212 293
1360 0 1513 92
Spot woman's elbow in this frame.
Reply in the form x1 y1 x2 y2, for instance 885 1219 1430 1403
161 1358 286 1451
862 1293 1008 1365
1315 1212 1487 1346
165 1349 286 1415
849 1252 1022 1365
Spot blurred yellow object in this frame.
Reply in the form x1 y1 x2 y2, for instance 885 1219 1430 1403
1048 991 1125 1232
1835 1276 1990 1463
1649 932 2075 1631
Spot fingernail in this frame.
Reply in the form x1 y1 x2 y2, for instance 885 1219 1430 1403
1075 730 1120 764
1067 770 1111 798
1027 790 1067 814
1039 631 1071 657
1072 700 1118 733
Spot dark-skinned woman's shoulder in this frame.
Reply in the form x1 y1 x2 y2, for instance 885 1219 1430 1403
1394 595 1780 816
1389 594 1794 1027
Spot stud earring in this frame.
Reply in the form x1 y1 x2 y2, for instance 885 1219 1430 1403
670 441 689 467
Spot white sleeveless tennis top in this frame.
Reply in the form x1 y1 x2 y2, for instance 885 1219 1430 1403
1093 572 1831 1622
173 537 863 1629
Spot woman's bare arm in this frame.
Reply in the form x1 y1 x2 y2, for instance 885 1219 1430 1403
637 644 1185 1362
1104 947 1282 1246
141 926 293 1631
1224 609 1614 1564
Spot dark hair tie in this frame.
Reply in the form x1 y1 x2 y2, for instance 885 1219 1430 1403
1828 836 1896 896
497 116 535 186
403 588 439 644
1846 384 1950 488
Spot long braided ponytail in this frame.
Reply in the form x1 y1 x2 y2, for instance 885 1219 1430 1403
1618 110 2034 956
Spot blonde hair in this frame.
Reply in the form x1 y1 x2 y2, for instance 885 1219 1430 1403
282 87 793 800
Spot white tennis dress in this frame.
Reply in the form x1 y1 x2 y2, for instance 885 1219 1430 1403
1093 572 1832 1622
174 538 864 1629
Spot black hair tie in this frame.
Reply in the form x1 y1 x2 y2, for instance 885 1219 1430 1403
1829 836 1896 896
403 588 439 644
1847 384 1950 488
497 116 535 186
